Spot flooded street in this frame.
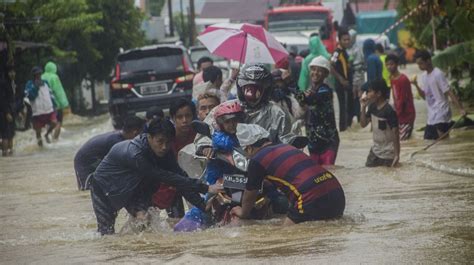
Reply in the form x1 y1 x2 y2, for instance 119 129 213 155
1 65 473 264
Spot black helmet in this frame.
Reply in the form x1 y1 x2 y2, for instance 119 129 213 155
237 63 273 108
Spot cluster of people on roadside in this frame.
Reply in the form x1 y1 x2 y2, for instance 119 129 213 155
286 28 465 167
70 27 466 235
0 61 69 156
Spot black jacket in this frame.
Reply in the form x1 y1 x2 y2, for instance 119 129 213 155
93 134 208 210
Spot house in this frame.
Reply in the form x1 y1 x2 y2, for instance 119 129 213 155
199 0 280 25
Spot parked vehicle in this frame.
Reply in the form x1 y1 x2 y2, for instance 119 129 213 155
271 31 310 55
109 44 194 128
265 3 338 53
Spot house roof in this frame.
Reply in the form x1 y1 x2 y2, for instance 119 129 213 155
200 0 279 22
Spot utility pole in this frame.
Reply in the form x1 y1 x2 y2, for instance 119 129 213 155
189 0 196 46
167 0 174 37
179 0 185 43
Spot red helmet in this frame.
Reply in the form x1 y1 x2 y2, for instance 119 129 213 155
214 101 244 124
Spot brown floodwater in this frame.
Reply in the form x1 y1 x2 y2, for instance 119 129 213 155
1 65 473 264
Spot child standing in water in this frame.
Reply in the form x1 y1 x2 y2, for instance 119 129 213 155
385 54 416 140
360 79 400 167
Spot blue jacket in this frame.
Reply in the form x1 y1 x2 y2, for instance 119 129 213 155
93 134 208 210
362 39 383 90
206 131 240 184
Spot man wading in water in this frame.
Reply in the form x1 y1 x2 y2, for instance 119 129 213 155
90 118 223 235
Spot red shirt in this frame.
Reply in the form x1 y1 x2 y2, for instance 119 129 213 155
172 130 197 158
153 130 197 209
391 73 415 124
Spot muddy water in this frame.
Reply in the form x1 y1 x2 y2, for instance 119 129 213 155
1 66 473 264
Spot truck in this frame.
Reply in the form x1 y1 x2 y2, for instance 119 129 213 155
264 2 338 54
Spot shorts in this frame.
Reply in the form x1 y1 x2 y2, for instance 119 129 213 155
365 149 394 167
399 123 413 141
424 121 454 140
56 109 64 123
309 148 338 165
287 188 345 224
32 112 57 130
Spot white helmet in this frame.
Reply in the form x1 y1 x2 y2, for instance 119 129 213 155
236 123 270 147
308 56 330 72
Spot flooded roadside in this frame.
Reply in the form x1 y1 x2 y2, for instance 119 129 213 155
1 66 473 264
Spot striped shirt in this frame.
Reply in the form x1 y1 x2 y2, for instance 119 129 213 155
246 144 343 214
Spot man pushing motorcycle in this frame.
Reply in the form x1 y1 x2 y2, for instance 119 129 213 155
231 125 346 225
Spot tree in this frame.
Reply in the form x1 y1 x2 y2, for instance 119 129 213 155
173 12 189 46
87 0 145 81
398 0 474 103
147 0 166 17
2 0 102 102
3 0 146 112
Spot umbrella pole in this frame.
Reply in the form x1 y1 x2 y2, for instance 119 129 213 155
238 33 247 71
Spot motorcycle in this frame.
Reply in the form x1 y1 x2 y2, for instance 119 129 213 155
174 121 308 231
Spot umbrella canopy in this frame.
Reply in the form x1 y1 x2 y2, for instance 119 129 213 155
197 22 288 65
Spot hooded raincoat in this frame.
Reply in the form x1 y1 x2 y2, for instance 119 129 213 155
41 62 69 109
298 36 331 91
362 39 383 90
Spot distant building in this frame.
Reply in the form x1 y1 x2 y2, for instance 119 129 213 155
199 0 280 25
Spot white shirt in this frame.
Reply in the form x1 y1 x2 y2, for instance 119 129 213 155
31 83 54 116
420 67 451 125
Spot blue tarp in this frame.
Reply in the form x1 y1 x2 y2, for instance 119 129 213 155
356 10 402 45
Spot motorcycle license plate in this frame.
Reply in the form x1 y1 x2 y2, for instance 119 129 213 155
223 174 247 190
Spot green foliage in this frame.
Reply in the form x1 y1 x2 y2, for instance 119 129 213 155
173 12 189 46
432 41 474 70
3 0 146 111
88 0 145 81
398 0 474 104
147 0 165 17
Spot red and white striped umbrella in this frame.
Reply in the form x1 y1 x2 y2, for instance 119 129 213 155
197 22 288 65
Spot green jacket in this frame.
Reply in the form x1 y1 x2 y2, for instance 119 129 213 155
41 61 69 109
298 36 330 91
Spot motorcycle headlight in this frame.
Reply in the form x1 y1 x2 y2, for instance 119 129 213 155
233 151 248 172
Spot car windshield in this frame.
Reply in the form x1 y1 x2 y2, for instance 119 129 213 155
268 11 327 32
190 48 226 64
118 48 184 76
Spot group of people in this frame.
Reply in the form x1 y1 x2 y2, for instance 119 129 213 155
74 62 347 235
0 61 69 156
289 28 465 167
70 27 466 235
